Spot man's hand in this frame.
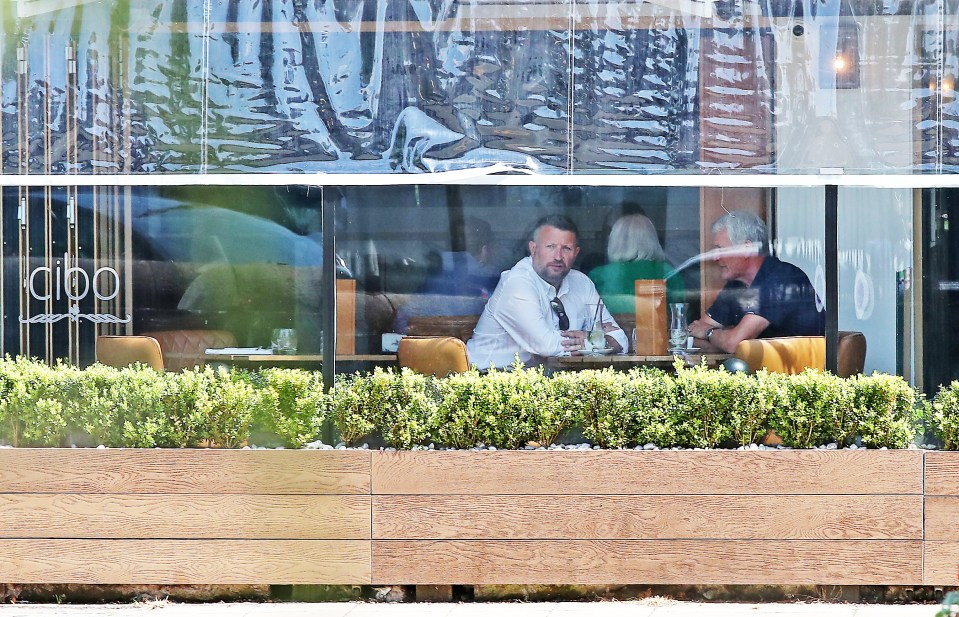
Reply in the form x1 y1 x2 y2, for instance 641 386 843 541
602 322 623 353
561 330 587 353
688 318 718 341
689 317 723 352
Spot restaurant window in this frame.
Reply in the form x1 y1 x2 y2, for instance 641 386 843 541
0 185 325 371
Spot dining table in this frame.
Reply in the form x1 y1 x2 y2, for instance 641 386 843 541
202 348 397 370
545 352 731 371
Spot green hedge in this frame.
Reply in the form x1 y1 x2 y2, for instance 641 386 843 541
0 356 945 450
331 363 920 450
0 357 326 448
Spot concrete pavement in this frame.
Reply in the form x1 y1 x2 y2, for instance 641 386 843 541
0 601 944 617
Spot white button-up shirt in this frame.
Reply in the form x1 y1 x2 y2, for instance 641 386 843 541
466 257 627 370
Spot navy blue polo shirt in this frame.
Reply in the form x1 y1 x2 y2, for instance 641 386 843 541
707 256 825 338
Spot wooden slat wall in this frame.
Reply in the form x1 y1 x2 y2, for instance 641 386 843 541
373 540 922 585
924 453 959 585
0 449 372 584
0 449 370 494
371 450 924 495
0 540 370 585
371 451 924 585
6 448 959 586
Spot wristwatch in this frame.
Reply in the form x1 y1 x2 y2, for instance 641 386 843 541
705 327 717 341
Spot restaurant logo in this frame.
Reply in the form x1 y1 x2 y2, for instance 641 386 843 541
19 253 130 324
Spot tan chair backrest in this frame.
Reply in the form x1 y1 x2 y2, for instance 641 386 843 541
734 336 824 375
397 336 470 377
143 329 237 372
733 331 867 378
837 330 867 378
96 335 165 372
406 315 481 342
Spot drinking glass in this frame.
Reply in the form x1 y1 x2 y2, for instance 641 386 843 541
668 303 688 353
271 328 298 355
584 302 607 352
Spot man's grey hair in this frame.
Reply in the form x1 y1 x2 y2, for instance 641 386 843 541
607 214 666 262
711 211 768 249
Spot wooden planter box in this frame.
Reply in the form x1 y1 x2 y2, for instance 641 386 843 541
0 448 954 586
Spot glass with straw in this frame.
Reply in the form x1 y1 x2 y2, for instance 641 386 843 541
585 300 607 353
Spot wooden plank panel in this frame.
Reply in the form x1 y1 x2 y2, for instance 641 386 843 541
0 539 370 585
924 451 959 495
0 495 371 540
336 279 356 355
924 542 959 585
925 497 959 541
374 495 921 540
0 449 370 495
373 540 922 585
372 451 923 495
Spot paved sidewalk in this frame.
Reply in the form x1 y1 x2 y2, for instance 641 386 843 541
0 602 944 617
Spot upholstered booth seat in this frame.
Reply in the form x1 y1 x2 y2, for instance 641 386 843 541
142 329 237 372
96 335 165 372
397 336 470 377
733 331 867 378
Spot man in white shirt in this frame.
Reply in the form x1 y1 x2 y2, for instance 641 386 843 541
467 215 628 370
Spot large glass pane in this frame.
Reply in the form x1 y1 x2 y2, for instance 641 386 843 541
0 1 957 174
340 183 834 374
778 187 917 381
1 184 325 370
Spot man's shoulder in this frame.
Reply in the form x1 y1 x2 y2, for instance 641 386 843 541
761 256 812 284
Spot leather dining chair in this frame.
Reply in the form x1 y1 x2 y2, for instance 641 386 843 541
733 331 867 378
96 335 165 372
397 336 470 377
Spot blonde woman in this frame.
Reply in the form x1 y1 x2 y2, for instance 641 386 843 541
588 214 684 314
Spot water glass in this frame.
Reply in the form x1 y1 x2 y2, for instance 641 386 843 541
271 328 298 355
668 303 688 352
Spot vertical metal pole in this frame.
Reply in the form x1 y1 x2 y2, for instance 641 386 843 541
825 185 839 374
321 185 335 393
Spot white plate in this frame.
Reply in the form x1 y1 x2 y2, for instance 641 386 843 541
582 348 615 356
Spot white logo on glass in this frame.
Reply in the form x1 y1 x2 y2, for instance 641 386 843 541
19 253 131 324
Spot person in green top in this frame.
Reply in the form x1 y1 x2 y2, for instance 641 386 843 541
588 213 685 314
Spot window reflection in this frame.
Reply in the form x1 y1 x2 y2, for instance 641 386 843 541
0 2 955 174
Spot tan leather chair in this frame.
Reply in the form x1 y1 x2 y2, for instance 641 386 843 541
405 315 481 342
96 335 165 371
143 329 237 372
733 331 866 378
397 336 470 377
836 331 867 378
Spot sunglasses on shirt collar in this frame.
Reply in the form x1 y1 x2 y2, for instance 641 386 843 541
550 297 570 331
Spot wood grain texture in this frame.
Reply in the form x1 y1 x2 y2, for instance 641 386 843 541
924 542 959 585
0 494 371 539
0 539 370 584
373 495 922 540
372 540 922 585
924 497 959 541
371 451 923 495
924 452 959 495
0 449 370 494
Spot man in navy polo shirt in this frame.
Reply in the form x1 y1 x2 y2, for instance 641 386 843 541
689 211 824 353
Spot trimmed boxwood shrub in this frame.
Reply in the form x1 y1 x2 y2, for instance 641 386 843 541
931 380 959 449
0 356 932 450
